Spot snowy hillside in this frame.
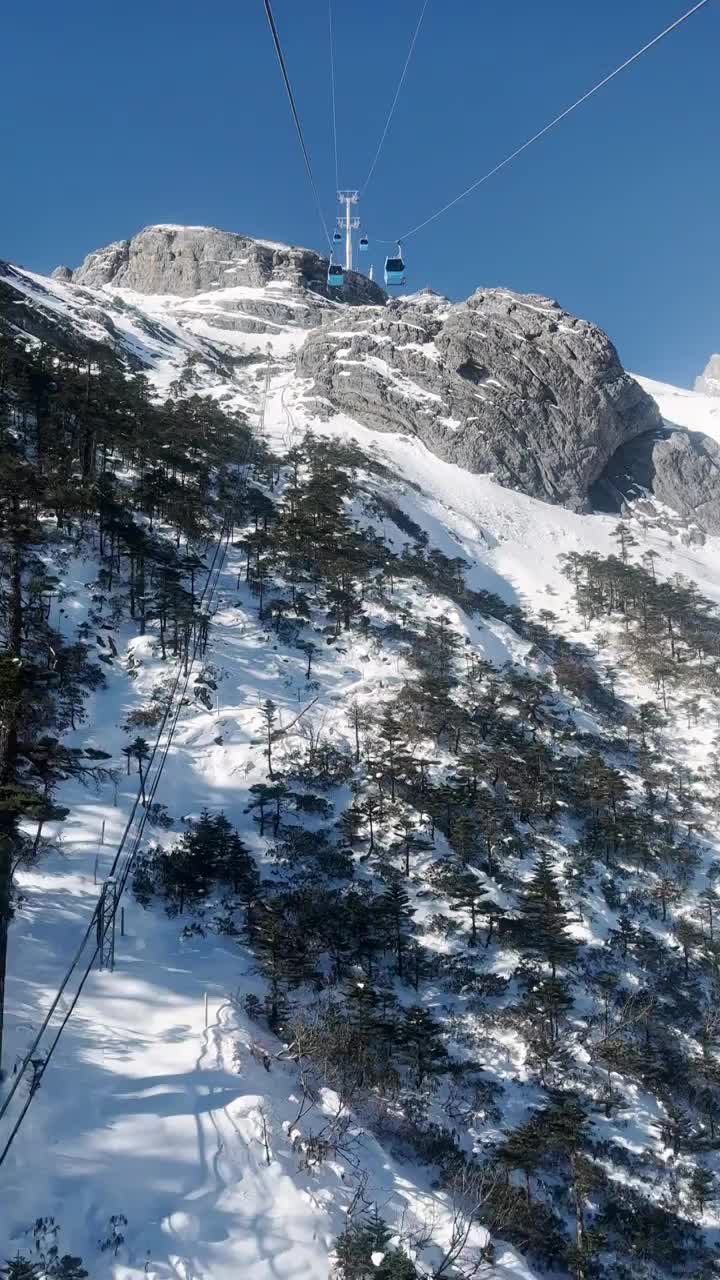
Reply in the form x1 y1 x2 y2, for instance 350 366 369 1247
634 371 720 444
3 233 720 1280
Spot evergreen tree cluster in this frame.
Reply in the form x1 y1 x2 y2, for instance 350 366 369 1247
0 314 263 1070
133 810 258 915
128 435 720 1277
561 530 720 711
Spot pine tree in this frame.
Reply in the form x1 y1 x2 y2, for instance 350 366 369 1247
260 699 278 779
333 1208 417 1280
399 1006 449 1086
380 876 414 978
220 830 257 897
246 899 289 1029
519 849 577 978
431 859 488 945
610 522 639 563
498 1118 543 1203
688 1164 716 1217
0 1258 41 1280
48 1258 88 1280
392 819 430 878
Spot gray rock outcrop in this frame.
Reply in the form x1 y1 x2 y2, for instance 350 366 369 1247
596 426 720 535
652 431 720 532
66 224 385 310
297 286 661 510
694 354 720 397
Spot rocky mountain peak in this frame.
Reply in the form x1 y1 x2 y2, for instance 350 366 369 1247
56 224 386 307
694 353 720 397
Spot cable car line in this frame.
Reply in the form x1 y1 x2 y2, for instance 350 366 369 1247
0 415 261 1166
360 0 430 195
327 259 344 288
397 0 714 243
0 532 229 1154
384 241 406 287
0 522 233 1168
328 0 340 193
262 0 333 247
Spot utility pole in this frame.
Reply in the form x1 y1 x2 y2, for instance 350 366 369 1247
97 877 117 972
337 190 359 272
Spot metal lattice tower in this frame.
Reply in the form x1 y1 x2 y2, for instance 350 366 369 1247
97 877 117 971
336 190 360 272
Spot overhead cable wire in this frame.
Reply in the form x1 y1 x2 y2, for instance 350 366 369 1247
328 0 340 193
0 415 261 1165
262 0 333 247
361 0 430 194
0 530 228 1139
0 525 234 1169
399 0 714 241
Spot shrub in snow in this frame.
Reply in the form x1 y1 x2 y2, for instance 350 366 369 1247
332 1209 416 1280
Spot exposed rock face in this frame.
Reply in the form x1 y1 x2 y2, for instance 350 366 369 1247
298 286 661 510
66 224 385 311
596 426 720 535
695 354 720 397
652 431 720 532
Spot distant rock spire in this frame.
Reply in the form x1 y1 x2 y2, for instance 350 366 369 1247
694 354 720 397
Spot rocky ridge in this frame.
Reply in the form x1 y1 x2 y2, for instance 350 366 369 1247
4 223 720 528
298 286 662 511
60 223 385 310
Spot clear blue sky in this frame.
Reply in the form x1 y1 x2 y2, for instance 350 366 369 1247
2 1 718 386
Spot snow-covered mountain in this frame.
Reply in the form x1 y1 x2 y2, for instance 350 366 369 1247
3 226 720 1280
5 224 720 534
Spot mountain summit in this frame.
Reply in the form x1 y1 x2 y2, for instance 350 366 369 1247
55 223 384 305
3 224 720 529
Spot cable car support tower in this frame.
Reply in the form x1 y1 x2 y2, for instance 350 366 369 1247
337 190 359 272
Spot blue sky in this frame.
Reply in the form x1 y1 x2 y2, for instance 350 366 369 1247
2 0 718 385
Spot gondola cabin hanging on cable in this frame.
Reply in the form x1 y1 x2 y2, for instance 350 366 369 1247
359 234 369 251
384 242 405 287
333 229 342 243
327 258 344 288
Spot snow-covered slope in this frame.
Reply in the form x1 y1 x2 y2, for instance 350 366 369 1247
634 371 720 444
4 237 720 1279
0 433 542 1280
